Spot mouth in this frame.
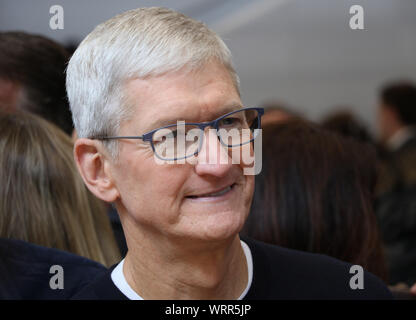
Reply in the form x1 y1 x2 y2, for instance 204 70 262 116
186 183 236 200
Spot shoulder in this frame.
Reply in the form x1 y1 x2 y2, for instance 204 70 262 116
71 265 128 300
0 238 107 299
242 237 393 300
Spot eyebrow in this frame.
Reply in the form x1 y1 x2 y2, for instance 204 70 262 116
145 103 243 132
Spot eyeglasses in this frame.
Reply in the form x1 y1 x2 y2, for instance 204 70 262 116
92 107 264 161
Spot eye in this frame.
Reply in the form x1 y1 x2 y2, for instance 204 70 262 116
152 128 177 145
219 117 241 127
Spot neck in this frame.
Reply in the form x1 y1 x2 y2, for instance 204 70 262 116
386 125 414 150
389 125 404 139
122 223 248 300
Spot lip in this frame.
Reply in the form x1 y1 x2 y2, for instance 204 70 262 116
185 183 236 201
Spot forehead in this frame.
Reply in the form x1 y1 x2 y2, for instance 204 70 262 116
121 62 241 133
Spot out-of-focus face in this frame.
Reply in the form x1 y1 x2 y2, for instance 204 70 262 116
377 102 396 143
109 61 255 242
262 109 291 126
0 79 21 112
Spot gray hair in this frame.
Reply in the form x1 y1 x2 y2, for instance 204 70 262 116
66 7 239 157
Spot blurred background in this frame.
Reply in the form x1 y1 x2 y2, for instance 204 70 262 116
1 0 415 138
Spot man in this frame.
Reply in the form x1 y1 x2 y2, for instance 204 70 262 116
375 81 416 286
68 7 391 299
378 82 416 153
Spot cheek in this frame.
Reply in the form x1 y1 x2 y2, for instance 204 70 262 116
116 160 190 224
244 176 255 207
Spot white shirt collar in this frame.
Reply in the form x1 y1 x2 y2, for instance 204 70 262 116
111 240 253 300
386 126 416 151
111 258 143 300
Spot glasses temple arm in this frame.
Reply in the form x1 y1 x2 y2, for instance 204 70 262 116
93 136 144 140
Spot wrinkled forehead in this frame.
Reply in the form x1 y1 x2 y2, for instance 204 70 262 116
120 62 242 133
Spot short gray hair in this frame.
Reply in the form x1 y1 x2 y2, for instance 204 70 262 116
66 7 239 157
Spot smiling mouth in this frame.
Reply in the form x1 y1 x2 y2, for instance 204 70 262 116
186 183 235 199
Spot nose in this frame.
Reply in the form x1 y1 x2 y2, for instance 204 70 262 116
194 128 233 177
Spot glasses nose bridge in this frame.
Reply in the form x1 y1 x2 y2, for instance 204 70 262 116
198 119 217 132
197 120 221 143
195 119 229 164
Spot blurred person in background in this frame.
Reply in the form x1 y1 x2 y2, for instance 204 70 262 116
0 111 120 267
375 81 416 286
0 238 107 299
241 120 388 282
260 101 299 125
377 81 416 152
0 32 73 135
321 109 374 145
0 31 127 254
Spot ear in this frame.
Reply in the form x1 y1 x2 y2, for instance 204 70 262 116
74 138 119 203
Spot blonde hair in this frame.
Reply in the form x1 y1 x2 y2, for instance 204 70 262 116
0 111 120 266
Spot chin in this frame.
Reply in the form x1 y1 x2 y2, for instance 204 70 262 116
197 210 247 242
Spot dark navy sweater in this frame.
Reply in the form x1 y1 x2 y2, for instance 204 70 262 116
72 237 392 300
0 238 107 300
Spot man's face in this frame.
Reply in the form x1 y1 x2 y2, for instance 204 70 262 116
377 102 396 142
110 61 255 242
